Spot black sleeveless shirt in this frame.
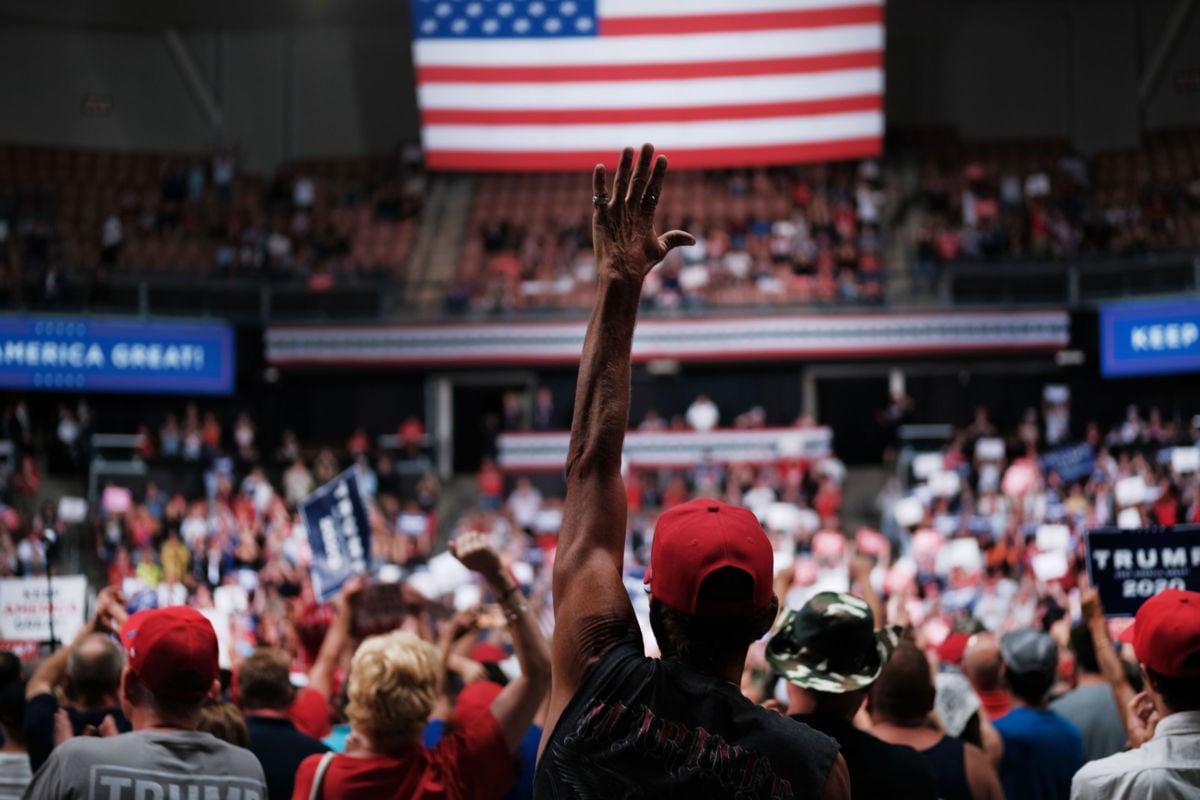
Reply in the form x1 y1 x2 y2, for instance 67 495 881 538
921 735 972 800
534 637 840 799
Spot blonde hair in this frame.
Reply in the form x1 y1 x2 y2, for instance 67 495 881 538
346 631 443 746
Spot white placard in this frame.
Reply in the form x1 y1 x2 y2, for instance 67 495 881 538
929 471 962 498
0 575 88 643
1115 476 1146 507
894 496 926 528
213 584 249 616
764 503 802 534
1172 447 1200 474
198 609 232 669
57 497 88 524
937 538 982 575
975 438 1005 461
1117 507 1143 530
1043 384 1070 404
912 453 944 480
1031 551 1069 582
1036 524 1072 553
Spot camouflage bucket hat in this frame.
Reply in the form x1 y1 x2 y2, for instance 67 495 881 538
766 591 900 693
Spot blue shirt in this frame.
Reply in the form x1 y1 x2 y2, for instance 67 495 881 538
994 706 1086 800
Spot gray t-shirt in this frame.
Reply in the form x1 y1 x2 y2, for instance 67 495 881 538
1050 682 1127 761
0 752 33 800
23 729 267 800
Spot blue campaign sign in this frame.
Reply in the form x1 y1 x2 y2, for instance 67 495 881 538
300 468 373 603
1100 299 1200 377
0 316 234 395
1084 526 1200 617
1039 443 1095 483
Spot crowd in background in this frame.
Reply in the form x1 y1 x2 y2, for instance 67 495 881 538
912 130 1200 291
450 161 888 315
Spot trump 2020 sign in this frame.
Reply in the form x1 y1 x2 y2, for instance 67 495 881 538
1085 526 1200 616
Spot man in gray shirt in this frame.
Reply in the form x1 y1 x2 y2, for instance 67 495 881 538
24 605 266 799
1051 623 1127 760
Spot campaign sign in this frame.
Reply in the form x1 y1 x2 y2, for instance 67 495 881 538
1039 443 1095 483
1085 526 1200 616
0 575 88 642
1100 299 1200 377
0 316 234 395
300 469 372 603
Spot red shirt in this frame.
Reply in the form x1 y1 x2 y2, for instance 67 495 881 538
292 709 515 800
978 689 1012 720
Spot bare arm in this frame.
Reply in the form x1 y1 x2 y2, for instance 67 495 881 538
452 532 552 751
849 554 884 628
1080 588 1135 740
978 711 1004 768
964 740 1004 800
307 576 365 701
820 754 851 800
547 144 694 739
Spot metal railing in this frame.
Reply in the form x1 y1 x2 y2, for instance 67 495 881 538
3 251 1197 324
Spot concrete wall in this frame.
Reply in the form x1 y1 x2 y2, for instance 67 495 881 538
0 22 419 173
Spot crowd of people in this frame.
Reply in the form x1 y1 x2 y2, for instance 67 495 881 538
1 144 1198 799
0 143 425 302
447 160 888 315
912 130 1200 290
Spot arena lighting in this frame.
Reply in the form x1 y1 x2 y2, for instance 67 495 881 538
1055 349 1086 366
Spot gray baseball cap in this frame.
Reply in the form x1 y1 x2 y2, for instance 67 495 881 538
1000 629 1058 677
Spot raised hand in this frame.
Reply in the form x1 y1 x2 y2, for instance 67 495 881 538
449 531 505 582
591 143 695 281
333 574 368 618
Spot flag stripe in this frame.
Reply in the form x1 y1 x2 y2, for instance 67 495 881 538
412 25 882 67
601 5 882 36
421 94 881 125
423 110 883 152
425 138 882 171
600 0 881 16
412 1 885 171
417 50 881 84
418 69 882 111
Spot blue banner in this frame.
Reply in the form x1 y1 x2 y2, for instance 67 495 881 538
1084 526 1200 616
0 316 234 395
300 469 372 603
1039 443 1095 483
1100 300 1200 377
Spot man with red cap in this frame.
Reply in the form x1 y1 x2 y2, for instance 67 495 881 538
1070 589 1200 799
24 606 266 799
533 144 849 799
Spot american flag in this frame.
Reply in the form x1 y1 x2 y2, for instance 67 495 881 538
411 0 885 171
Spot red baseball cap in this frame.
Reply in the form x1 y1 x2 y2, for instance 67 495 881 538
937 631 970 665
645 499 774 619
120 606 219 701
1119 589 1200 679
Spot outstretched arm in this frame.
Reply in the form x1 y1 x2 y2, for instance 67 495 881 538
307 575 365 701
545 144 694 739
451 532 552 751
1080 588 1136 742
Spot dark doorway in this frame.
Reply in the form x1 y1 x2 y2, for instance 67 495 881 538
451 382 524 473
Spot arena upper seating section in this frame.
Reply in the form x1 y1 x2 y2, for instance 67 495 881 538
446 161 887 315
0 144 423 285
909 128 1200 281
